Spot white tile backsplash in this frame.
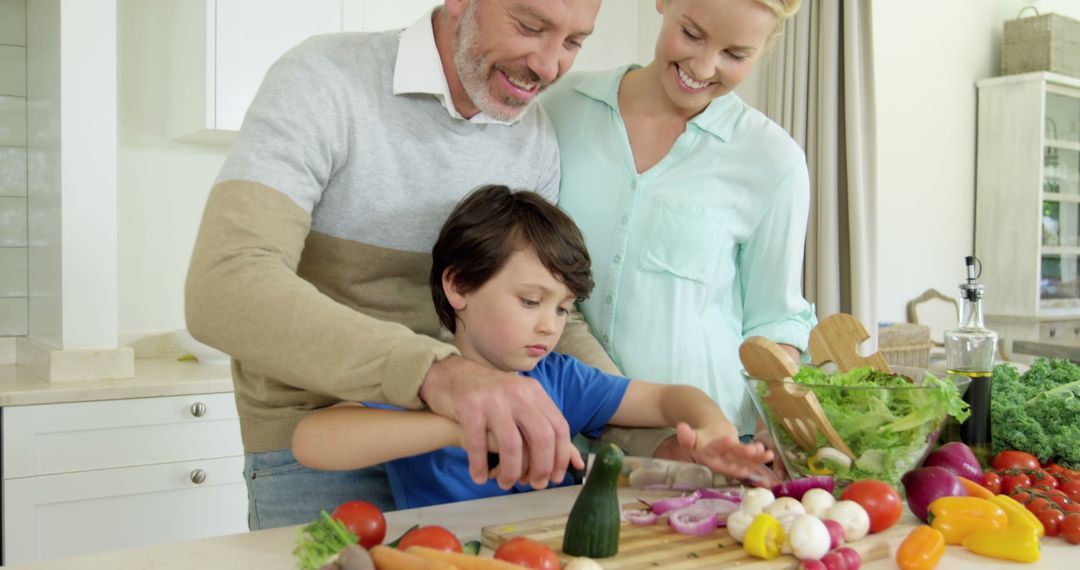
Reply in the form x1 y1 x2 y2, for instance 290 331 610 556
0 196 26 246
0 146 25 195
0 95 26 146
0 297 26 335
0 45 25 96
0 246 25 296
0 0 26 47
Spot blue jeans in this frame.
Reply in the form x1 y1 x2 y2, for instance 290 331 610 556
243 448 395 530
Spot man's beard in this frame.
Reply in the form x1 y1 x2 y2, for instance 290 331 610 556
452 1 542 122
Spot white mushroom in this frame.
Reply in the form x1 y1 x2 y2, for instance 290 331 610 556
801 487 837 518
741 487 776 516
824 500 871 542
788 514 832 561
725 509 756 543
763 496 806 520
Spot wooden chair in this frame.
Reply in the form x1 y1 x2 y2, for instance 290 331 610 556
906 289 959 347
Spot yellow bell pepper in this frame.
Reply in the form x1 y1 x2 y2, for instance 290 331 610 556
990 494 1045 538
743 513 785 560
962 526 1040 563
927 496 1007 526
895 525 945 570
925 496 1008 544
930 513 1004 545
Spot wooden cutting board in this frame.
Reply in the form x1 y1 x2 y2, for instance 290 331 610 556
482 503 911 569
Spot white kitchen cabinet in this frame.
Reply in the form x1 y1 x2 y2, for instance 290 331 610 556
2 393 246 564
162 0 442 142
975 72 1080 363
165 0 342 141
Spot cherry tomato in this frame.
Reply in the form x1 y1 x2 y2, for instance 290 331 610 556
1063 514 1080 545
1011 491 1032 505
1027 497 1052 514
1038 508 1066 538
1061 480 1080 503
397 526 463 553
840 480 902 533
1002 474 1033 495
1047 491 1072 508
992 451 1041 471
983 471 1002 495
331 500 386 549
1026 469 1059 489
1063 502 1080 514
493 537 560 570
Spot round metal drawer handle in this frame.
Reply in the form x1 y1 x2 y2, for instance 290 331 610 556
190 468 207 485
190 402 207 417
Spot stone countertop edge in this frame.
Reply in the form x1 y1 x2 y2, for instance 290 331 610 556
0 358 233 407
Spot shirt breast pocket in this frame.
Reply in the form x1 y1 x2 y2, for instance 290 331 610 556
638 197 732 284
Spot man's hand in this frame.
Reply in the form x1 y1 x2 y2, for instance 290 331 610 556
666 422 779 487
421 355 583 490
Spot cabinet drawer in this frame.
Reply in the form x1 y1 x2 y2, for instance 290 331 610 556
3 456 247 564
1039 320 1080 341
2 393 243 478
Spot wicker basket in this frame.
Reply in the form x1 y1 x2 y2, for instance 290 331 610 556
1002 10 1080 79
878 323 933 369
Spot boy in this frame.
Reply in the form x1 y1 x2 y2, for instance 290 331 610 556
292 185 773 509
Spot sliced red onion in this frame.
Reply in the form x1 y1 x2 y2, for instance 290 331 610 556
693 489 743 503
694 498 740 515
668 505 718 536
649 495 697 516
623 509 659 526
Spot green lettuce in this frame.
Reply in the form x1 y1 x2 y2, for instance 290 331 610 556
759 366 970 487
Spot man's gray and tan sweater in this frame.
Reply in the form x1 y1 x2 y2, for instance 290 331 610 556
185 30 624 453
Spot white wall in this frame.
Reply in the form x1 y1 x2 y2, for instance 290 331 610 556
117 1 229 336
872 0 1080 324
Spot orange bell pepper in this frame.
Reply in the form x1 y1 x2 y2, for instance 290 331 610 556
962 526 1040 563
990 494 1045 538
895 525 945 570
957 476 996 499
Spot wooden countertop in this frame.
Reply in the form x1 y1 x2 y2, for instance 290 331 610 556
6 485 1075 569
0 358 233 406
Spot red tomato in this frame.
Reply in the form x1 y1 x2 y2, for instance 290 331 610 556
397 526 463 553
983 471 1002 495
1002 474 1032 495
494 537 560 570
331 500 386 549
1038 508 1066 538
1063 502 1080 514
840 480 902 533
1027 497 1052 514
992 451 1041 471
1063 514 1080 545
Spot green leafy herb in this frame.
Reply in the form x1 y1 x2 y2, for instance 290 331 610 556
462 540 481 555
991 358 1080 469
293 511 358 570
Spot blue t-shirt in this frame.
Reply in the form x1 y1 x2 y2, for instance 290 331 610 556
372 353 630 509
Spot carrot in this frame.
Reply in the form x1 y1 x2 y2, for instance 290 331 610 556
370 545 458 570
958 476 996 499
405 546 531 570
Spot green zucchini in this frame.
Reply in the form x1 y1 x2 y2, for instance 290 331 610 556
562 442 624 558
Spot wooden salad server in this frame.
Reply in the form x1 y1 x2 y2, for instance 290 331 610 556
809 313 892 373
740 336 857 460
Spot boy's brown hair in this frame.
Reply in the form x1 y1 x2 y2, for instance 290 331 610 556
430 185 594 333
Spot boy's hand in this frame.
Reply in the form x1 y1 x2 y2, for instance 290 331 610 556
421 355 584 490
674 422 778 486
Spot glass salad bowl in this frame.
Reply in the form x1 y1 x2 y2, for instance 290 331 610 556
745 366 971 490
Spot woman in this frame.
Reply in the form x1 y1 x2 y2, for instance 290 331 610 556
541 0 813 440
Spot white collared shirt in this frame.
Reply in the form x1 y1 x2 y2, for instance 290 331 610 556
393 9 516 126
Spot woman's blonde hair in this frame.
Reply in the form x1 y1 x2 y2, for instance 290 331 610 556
751 0 802 39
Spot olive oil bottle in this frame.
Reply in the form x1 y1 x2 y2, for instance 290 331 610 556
944 256 997 467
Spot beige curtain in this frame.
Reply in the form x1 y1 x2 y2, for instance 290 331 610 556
759 0 878 340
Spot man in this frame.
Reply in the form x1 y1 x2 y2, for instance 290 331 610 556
186 0 674 529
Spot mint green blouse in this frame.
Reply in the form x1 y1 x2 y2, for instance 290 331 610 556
540 66 816 435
